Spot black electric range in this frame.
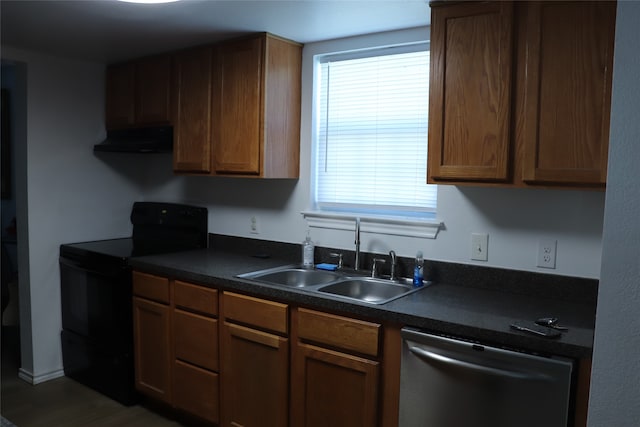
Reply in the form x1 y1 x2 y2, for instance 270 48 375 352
59 202 208 405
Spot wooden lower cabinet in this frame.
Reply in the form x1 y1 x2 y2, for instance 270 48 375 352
573 359 592 427
220 292 289 427
172 285 220 424
292 307 385 427
172 309 220 424
292 342 380 427
220 322 289 427
132 272 220 424
133 275 401 427
132 296 171 404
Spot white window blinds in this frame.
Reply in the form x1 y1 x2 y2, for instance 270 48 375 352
314 45 436 218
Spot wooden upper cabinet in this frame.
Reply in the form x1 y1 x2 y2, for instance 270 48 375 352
172 46 213 173
520 1 615 186
105 62 136 129
428 1 514 182
212 36 263 175
428 0 616 189
212 33 302 178
106 54 171 129
105 33 300 178
135 54 172 125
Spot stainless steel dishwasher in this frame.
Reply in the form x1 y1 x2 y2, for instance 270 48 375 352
399 327 574 427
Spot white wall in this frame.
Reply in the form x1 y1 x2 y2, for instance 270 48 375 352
0 47 164 382
147 27 605 279
588 2 640 425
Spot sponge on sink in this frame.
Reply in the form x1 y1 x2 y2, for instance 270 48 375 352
315 263 338 271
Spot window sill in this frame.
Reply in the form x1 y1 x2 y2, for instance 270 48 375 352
301 210 443 239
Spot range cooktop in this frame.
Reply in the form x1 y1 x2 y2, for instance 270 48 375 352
61 238 135 260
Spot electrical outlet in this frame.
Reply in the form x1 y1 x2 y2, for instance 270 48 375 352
471 233 489 261
250 215 260 234
537 239 557 269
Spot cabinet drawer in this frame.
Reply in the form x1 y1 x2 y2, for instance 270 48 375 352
133 271 169 304
174 280 218 316
174 309 219 371
223 292 288 335
173 359 219 424
297 308 380 358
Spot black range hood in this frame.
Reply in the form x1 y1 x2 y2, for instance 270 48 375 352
93 125 173 153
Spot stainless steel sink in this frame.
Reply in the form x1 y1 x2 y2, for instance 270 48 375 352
318 277 423 304
237 265 426 304
237 266 340 287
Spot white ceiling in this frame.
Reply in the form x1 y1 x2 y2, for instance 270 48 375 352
0 0 430 64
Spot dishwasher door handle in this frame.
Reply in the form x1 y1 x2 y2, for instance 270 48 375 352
408 346 550 381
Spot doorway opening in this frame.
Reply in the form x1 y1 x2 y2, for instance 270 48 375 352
1 59 26 388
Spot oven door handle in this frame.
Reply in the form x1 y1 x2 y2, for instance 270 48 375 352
59 256 128 279
60 257 92 271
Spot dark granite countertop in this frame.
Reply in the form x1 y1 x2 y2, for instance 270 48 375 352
129 244 596 360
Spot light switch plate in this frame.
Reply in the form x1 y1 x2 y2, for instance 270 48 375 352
471 233 489 261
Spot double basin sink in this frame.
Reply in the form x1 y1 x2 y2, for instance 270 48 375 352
237 265 427 305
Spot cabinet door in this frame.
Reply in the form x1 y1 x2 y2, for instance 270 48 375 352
221 322 288 427
173 46 212 173
521 1 615 186
105 62 135 129
133 296 171 403
136 54 172 125
291 342 379 427
212 36 263 175
261 35 302 179
428 1 514 182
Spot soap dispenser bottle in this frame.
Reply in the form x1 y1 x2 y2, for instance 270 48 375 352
302 231 315 268
413 251 424 287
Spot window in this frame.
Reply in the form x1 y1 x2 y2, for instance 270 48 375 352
313 43 436 221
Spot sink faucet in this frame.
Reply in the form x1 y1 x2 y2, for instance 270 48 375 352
354 217 361 271
389 250 397 280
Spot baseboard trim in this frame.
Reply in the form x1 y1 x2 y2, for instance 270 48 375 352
18 367 65 385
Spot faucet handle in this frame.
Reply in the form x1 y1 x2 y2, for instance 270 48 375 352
329 252 344 269
371 258 386 278
389 250 397 280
